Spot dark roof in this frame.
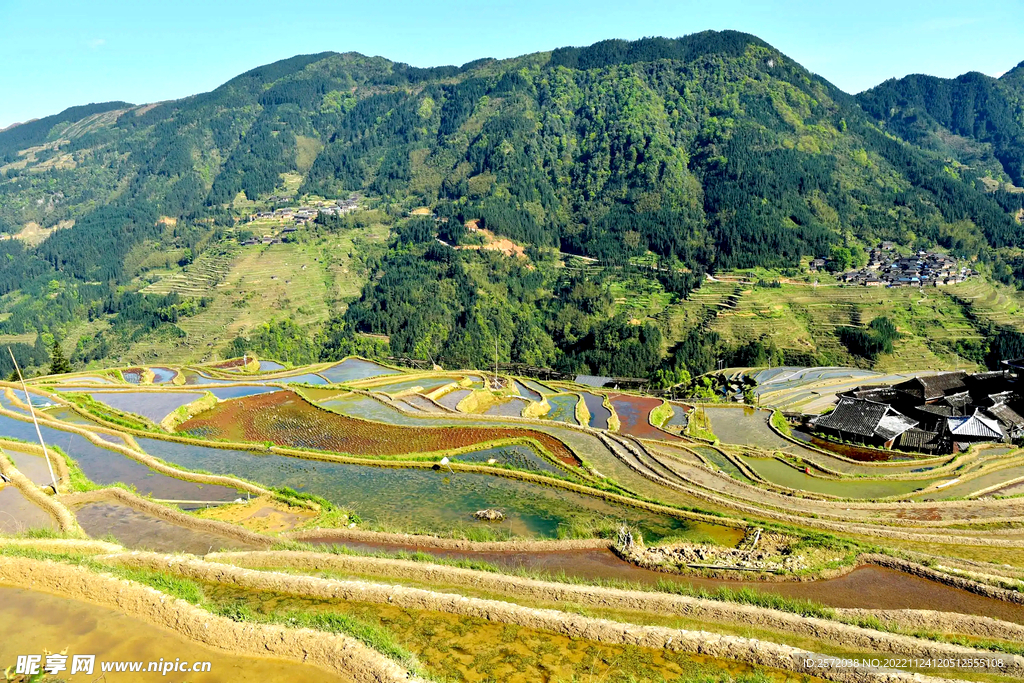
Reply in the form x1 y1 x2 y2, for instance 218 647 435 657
940 391 972 409
841 386 896 402
894 372 968 401
898 428 941 450
913 403 954 417
986 403 1024 429
814 398 917 441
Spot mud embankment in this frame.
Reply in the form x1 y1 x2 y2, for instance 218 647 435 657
286 527 615 552
194 550 1020 677
0 555 421 683
0 451 78 533
60 488 275 549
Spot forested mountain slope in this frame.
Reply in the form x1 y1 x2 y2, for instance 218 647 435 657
1 32 1023 380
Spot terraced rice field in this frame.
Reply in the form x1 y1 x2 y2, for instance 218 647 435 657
7 358 1024 683
543 394 579 424
83 391 204 423
178 390 581 466
0 485 54 533
483 397 529 417
580 391 611 429
319 358 399 383
608 393 679 440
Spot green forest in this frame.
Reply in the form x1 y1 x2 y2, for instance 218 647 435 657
2 32 1024 380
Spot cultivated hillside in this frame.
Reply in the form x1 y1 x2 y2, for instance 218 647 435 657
1 32 1023 380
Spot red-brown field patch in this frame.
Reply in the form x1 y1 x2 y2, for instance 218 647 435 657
177 391 581 466
608 394 680 441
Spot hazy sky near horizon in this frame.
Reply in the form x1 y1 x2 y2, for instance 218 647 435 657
1 0 1022 129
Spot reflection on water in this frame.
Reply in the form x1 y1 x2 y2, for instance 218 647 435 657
580 392 611 429
258 360 287 372
483 397 528 417
4 448 54 486
85 391 203 423
609 394 679 440
0 587 349 682
310 541 1024 622
149 367 178 384
739 456 939 499
0 414 239 502
208 386 282 400
319 358 400 383
452 444 565 475
135 436 684 540
0 485 55 533
513 380 542 402
74 501 257 554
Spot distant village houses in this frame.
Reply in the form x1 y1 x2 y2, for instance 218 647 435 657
811 243 975 287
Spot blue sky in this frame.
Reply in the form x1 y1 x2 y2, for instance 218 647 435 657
1 0 1022 129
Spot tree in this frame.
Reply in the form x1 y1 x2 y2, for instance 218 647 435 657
49 340 72 375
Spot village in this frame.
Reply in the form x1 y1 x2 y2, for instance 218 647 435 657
240 195 359 245
811 242 976 287
809 363 1024 454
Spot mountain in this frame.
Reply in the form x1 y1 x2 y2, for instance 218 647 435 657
1 32 1023 379
858 64 1024 187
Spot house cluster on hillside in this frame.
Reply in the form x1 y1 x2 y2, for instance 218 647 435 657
249 197 358 224
811 367 1024 454
810 243 975 287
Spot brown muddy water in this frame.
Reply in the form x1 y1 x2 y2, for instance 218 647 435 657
308 541 1024 624
0 586 349 682
73 502 259 555
202 583 824 683
0 485 54 534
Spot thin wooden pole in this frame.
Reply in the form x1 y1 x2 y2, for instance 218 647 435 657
7 348 58 493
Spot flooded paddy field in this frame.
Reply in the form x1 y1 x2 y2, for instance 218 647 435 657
512 379 542 402
0 414 241 502
82 391 204 422
483 397 529 417
0 485 54 533
4 447 56 485
434 388 471 410
136 435 677 539
609 394 679 440
74 501 257 554
739 456 940 498
258 360 287 372
580 391 611 429
542 394 579 424
149 367 178 384
207 386 282 400
319 358 400 383
360 376 455 394
308 540 1024 623
178 390 581 466
0 586 349 682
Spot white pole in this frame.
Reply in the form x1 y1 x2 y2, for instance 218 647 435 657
8 348 58 493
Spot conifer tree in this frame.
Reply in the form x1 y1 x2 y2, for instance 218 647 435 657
49 340 72 375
